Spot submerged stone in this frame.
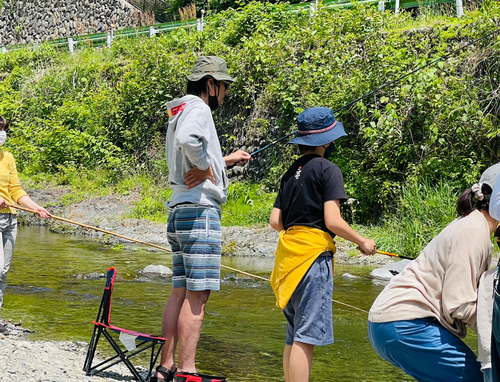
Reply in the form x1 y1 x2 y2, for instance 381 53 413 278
142 264 172 277
342 273 359 279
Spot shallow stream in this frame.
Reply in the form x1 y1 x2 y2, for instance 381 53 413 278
3 226 479 381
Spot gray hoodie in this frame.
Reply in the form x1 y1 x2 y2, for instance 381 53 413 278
166 95 228 208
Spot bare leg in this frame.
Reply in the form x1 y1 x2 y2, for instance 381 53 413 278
283 344 292 382
157 287 186 376
286 341 314 382
177 289 211 373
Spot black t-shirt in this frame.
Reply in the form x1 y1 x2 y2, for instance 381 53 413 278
274 154 348 238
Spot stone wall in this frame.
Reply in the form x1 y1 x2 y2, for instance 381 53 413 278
0 0 152 47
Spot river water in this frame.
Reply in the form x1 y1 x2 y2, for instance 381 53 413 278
2 226 479 381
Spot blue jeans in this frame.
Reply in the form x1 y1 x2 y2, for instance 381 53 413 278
368 319 483 382
0 213 17 310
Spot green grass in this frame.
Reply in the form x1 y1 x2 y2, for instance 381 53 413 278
356 181 459 258
221 182 276 226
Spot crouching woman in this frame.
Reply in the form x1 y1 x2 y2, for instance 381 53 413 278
368 163 500 382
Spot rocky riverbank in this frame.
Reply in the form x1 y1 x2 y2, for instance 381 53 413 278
21 187 397 266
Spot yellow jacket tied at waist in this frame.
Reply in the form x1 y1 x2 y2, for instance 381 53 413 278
271 226 336 309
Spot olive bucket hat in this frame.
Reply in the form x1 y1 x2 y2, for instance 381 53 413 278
289 107 347 146
186 56 236 83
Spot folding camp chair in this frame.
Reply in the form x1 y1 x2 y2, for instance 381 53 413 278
83 267 167 381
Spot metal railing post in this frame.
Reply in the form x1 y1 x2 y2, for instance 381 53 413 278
107 30 114 48
310 2 317 16
68 37 77 54
149 26 158 38
456 0 464 17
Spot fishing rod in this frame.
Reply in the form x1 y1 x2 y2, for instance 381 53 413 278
11 203 376 313
376 250 413 260
250 26 500 157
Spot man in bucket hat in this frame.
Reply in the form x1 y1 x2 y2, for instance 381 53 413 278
153 56 250 382
269 107 376 382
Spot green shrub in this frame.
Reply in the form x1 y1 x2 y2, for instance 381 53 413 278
0 1 499 224
360 181 459 258
222 182 276 226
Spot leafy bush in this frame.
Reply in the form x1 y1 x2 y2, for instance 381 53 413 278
0 1 499 225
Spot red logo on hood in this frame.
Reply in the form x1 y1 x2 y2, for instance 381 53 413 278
169 103 186 117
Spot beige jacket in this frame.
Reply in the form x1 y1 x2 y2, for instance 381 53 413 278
369 210 492 338
477 268 497 366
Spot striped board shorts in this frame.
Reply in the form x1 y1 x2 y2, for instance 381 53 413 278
167 204 222 291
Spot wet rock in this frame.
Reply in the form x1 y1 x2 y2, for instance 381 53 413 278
370 259 412 280
342 273 359 279
0 319 34 337
142 264 172 277
73 272 105 280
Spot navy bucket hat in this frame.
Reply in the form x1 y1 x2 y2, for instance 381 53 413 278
288 107 347 146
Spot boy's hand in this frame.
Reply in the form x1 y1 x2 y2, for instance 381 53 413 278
359 238 377 256
224 150 252 167
184 166 215 190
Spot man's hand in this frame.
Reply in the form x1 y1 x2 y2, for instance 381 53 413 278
184 166 216 190
224 150 252 167
0 197 8 209
359 238 377 256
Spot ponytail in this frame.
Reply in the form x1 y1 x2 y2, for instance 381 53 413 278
457 184 493 217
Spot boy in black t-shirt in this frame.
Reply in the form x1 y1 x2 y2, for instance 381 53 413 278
269 107 376 382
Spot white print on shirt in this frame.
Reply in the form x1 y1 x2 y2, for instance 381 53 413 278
295 166 302 180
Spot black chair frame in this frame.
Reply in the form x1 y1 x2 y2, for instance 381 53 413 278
83 267 166 381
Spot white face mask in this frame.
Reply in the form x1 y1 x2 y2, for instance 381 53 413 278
0 131 6 146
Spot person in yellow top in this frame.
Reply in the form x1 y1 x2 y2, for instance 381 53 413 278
0 116 50 332
269 107 376 382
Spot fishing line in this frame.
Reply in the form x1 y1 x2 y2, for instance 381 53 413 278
11 204 370 313
250 26 500 157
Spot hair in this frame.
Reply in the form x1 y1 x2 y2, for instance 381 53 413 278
0 116 8 130
187 77 221 97
298 144 319 155
457 183 493 217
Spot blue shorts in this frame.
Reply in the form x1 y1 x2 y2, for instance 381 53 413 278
368 319 483 382
283 254 334 346
167 205 222 291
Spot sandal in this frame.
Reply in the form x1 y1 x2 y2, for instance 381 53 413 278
175 371 226 382
151 365 177 382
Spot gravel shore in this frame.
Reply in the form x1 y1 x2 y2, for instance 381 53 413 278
0 320 143 381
